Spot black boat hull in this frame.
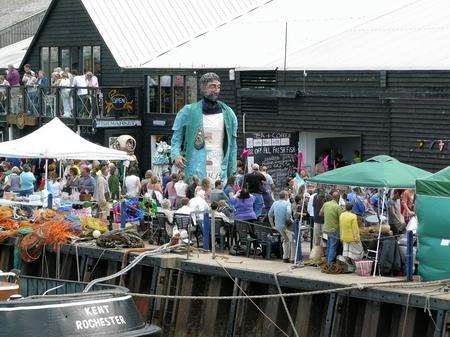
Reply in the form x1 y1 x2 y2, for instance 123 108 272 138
0 291 161 337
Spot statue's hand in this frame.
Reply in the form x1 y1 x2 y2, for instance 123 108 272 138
174 155 186 169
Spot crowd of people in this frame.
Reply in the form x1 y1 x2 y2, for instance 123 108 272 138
0 64 99 117
0 155 416 268
300 184 415 269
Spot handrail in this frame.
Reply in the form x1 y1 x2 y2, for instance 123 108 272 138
0 84 141 118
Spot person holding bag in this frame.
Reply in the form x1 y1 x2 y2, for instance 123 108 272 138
269 190 295 263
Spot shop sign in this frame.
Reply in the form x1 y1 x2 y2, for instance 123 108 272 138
152 120 166 126
104 89 135 116
6 112 37 129
95 119 141 128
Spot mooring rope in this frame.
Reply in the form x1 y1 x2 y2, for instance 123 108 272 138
273 271 300 337
214 256 291 337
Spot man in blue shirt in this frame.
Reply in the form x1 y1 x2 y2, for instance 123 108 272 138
269 190 295 263
347 187 365 225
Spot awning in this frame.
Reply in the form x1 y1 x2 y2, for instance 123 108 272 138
0 117 130 160
308 155 430 188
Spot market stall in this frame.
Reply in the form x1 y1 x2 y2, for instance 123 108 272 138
303 155 430 275
0 117 130 201
416 166 450 281
0 118 143 265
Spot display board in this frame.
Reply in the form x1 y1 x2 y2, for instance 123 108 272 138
246 132 298 189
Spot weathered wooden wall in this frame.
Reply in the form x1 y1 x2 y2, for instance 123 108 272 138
238 70 450 172
0 241 445 337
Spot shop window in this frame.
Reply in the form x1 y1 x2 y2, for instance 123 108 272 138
93 46 101 78
147 76 159 113
160 75 172 114
146 75 198 113
40 47 62 75
50 47 59 73
39 46 100 77
82 46 92 73
82 45 101 76
40 47 49 75
61 48 71 69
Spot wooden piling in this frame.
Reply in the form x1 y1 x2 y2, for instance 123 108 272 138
174 272 195 337
330 294 346 337
82 256 96 282
290 294 313 337
200 276 225 337
361 301 381 337
233 280 251 337
105 260 121 285
263 285 282 336
396 306 417 337
127 265 143 292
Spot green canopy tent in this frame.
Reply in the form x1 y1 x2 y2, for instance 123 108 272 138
308 155 430 188
416 167 450 281
300 155 430 276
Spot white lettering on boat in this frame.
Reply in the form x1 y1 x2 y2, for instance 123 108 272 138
84 305 110 316
76 305 125 330
75 315 126 330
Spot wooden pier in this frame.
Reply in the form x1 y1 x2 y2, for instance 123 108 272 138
0 238 448 337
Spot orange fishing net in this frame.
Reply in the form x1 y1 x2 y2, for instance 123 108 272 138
19 232 45 262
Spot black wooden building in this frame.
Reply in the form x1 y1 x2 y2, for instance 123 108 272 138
18 0 237 173
13 0 450 173
238 70 450 172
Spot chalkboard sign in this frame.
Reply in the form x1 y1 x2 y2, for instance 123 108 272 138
246 132 298 189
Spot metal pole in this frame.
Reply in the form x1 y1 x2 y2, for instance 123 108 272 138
373 188 387 276
294 185 307 264
187 222 190 260
44 158 48 190
283 21 288 71
211 209 216 259
406 230 414 281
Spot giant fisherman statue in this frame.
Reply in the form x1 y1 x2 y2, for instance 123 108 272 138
171 72 237 182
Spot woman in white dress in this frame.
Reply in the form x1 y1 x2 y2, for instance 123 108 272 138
59 72 72 117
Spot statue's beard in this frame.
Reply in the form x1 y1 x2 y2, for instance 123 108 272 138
204 92 219 101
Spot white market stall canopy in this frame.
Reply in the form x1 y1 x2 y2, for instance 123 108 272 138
0 118 130 160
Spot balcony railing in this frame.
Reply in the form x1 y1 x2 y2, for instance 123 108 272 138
0 85 140 120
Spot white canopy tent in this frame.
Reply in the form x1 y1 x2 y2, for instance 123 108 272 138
0 118 130 160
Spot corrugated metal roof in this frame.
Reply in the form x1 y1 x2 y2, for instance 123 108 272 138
81 0 270 68
134 0 417 69
268 0 450 70
0 36 32 68
0 0 50 30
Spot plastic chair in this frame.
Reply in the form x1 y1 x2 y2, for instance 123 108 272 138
253 223 281 259
234 220 258 257
211 216 229 250
154 212 170 244
174 214 200 247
